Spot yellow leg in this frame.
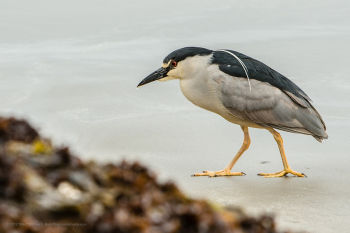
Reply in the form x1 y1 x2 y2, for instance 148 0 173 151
193 126 250 177
258 128 305 178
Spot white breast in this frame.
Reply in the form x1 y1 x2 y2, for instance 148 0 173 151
178 56 226 115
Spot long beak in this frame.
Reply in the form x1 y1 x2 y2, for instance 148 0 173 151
137 67 169 87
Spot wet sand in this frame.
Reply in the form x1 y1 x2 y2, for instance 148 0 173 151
1 0 349 232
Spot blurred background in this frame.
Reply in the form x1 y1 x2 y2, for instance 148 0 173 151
0 0 349 232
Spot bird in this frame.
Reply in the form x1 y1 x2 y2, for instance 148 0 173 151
137 47 327 178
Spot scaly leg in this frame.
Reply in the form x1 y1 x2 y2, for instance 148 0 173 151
258 128 305 178
193 126 250 177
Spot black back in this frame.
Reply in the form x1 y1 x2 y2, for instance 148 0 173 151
211 50 311 101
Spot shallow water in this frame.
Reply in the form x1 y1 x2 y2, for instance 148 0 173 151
1 0 350 232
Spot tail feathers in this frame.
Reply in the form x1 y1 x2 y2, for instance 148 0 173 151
295 101 328 143
312 132 328 142
268 124 328 142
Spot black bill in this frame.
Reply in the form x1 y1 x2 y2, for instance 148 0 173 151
137 67 169 87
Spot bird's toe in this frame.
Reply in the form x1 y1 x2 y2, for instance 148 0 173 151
192 169 245 177
258 169 305 178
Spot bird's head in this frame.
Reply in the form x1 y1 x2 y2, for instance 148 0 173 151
137 47 212 87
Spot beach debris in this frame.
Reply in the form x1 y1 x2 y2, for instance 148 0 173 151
0 117 292 233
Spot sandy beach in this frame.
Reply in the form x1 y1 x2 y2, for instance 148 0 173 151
1 0 349 232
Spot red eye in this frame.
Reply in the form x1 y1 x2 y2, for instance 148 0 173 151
171 60 177 67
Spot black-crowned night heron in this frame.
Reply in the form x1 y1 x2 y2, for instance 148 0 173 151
137 47 327 178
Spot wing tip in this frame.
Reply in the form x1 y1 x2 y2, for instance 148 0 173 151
313 132 328 143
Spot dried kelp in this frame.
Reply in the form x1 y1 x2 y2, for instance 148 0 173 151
0 117 291 233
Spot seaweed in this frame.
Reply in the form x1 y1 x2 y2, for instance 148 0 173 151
0 117 293 233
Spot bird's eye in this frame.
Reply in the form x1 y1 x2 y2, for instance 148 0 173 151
171 60 177 67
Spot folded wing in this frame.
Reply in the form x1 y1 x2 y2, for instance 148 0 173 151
213 51 327 141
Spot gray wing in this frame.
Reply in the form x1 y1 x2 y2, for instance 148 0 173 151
218 75 328 141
